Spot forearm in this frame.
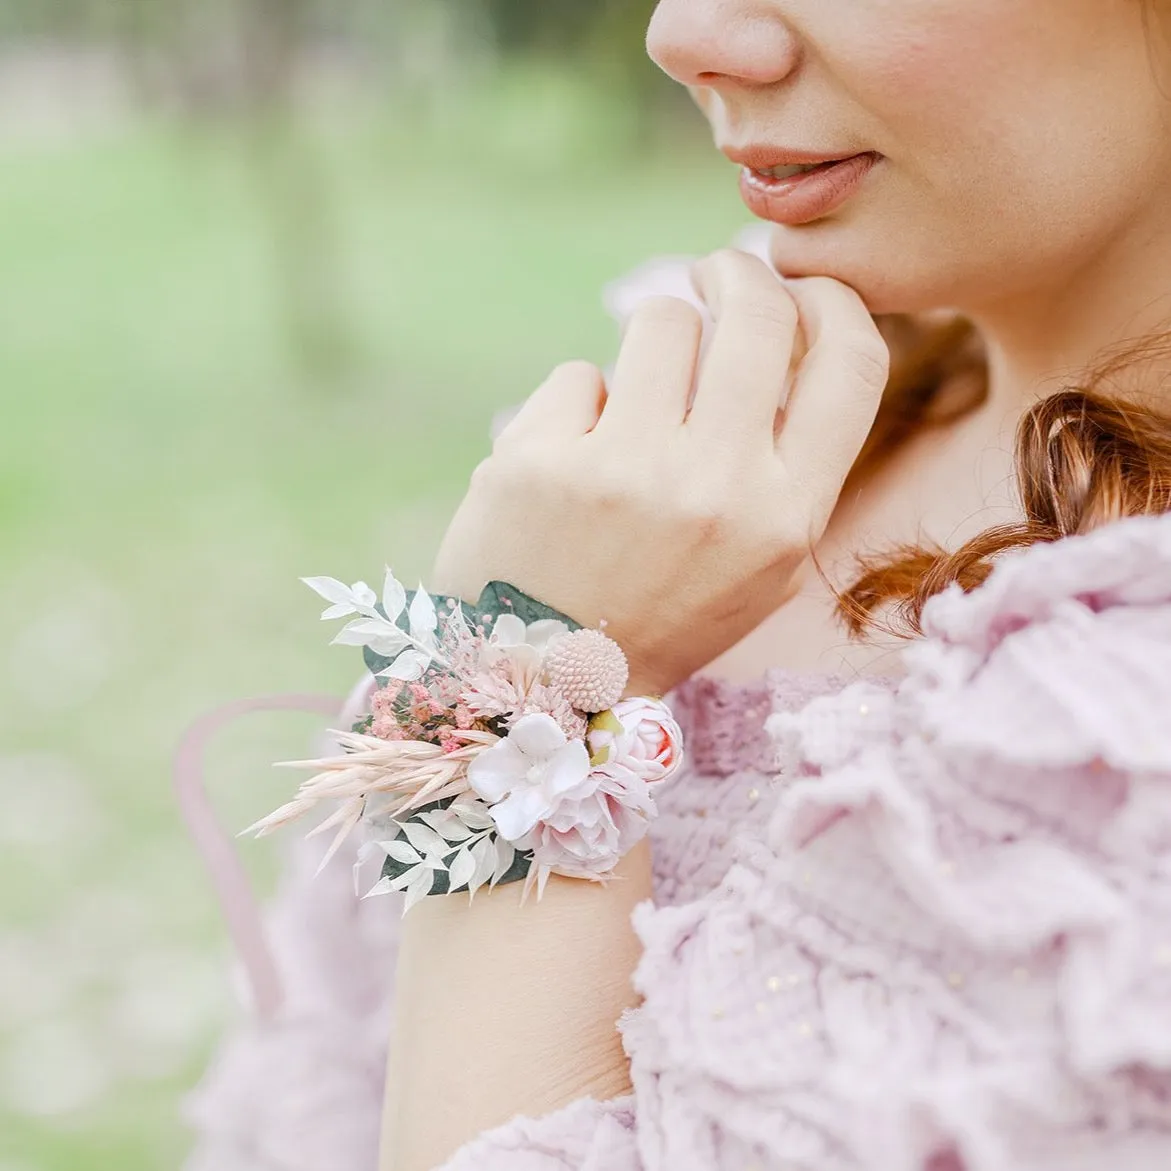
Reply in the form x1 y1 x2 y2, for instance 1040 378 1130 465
380 837 652 1171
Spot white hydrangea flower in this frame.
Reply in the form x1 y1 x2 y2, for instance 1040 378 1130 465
467 713 592 842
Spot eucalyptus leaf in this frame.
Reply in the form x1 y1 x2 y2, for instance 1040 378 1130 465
475 582 583 632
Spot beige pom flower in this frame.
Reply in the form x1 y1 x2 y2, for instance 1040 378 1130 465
545 628 629 714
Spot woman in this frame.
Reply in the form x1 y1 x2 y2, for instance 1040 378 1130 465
185 1 1171 1168
388 0 1171 1166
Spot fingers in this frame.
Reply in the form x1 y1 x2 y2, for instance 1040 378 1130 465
495 361 607 445
597 296 703 434
776 276 890 492
686 250 801 447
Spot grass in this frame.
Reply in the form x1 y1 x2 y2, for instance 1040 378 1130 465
0 73 745 1170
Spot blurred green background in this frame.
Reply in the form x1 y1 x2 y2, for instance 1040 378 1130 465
0 1 748 1167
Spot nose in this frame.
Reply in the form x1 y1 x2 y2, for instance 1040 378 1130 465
647 0 799 89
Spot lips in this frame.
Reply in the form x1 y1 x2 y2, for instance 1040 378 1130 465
723 145 867 172
737 152 882 226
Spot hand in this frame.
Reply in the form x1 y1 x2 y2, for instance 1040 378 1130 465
432 249 890 697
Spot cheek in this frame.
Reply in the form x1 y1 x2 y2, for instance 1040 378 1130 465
829 7 1021 154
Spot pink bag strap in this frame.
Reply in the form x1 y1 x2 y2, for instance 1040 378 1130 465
172 693 346 1024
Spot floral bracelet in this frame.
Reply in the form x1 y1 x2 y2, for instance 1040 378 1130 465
246 569 684 911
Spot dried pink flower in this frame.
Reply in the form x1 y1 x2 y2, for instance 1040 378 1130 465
517 682 588 741
371 715 405 741
461 671 526 723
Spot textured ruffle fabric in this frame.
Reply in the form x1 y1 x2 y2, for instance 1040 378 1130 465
436 513 1171 1171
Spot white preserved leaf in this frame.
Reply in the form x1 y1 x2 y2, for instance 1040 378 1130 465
361 876 395 899
354 840 385 897
332 618 409 654
350 581 377 609
301 576 357 607
388 867 419 892
444 600 472 642
401 821 453 862
381 840 422 866
447 847 476 892
418 811 473 842
302 577 378 620
492 837 516 886
526 619 571 653
382 567 407 623
409 586 438 645
448 802 495 831
382 649 430 681
490 614 527 646
367 633 412 659
468 838 496 900
403 868 435 914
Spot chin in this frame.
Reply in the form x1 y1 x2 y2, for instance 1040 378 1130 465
767 231 961 318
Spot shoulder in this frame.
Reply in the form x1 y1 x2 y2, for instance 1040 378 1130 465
908 510 1171 773
771 511 1171 779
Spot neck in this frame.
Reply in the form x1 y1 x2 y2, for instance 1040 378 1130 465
963 214 1171 411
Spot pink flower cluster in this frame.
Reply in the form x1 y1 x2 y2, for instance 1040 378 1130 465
363 605 598 750
368 681 479 754
466 698 684 884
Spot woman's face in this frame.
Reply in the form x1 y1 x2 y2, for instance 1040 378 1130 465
647 0 1171 317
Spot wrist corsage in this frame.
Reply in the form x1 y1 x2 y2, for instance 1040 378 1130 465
246 569 684 911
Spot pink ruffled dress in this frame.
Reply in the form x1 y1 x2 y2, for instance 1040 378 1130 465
182 236 1171 1168
185 509 1171 1171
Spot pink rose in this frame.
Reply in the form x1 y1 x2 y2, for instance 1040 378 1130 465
587 697 684 786
522 763 655 881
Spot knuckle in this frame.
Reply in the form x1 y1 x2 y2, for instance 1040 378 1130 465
837 330 892 389
758 510 809 553
692 247 754 293
549 358 604 388
629 295 703 334
676 478 734 534
475 448 546 495
468 454 501 492
583 465 638 511
709 246 758 274
727 288 799 335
